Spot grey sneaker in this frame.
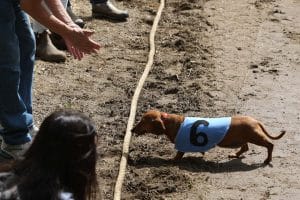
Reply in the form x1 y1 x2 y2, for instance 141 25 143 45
29 125 39 139
0 125 38 161
0 141 31 160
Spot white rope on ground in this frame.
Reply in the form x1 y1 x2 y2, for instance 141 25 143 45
113 1 165 199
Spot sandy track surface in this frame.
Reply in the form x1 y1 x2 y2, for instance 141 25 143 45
34 0 300 199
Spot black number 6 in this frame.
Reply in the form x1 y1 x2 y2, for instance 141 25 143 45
190 120 209 146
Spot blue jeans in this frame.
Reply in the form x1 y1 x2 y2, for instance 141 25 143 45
90 0 107 4
0 0 34 145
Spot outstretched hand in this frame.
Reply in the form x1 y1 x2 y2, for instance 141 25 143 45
63 25 100 60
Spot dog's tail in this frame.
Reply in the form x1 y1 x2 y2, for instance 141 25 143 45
258 123 286 140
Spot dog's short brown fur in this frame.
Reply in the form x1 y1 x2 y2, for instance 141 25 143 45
132 110 286 164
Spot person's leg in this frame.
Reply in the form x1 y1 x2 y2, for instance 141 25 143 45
31 1 67 63
31 0 68 32
67 0 85 28
17 11 36 116
32 23 67 63
50 0 85 50
0 0 32 160
32 23 67 62
91 0 129 21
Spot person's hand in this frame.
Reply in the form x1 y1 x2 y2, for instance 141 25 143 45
62 24 100 60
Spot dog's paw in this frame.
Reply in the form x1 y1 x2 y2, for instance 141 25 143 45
263 158 272 165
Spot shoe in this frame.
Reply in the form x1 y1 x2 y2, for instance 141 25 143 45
0 125 38 161
0 141 31 160
29 125 39 139
67 5 85 28
35 31 66 63
92 1 129 21
0 125 38 139
50 33 67 51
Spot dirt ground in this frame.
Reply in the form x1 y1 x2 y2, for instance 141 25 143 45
34 0 300 199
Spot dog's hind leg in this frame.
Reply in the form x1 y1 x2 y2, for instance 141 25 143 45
250 138 274 164
228 143 249 158
264 142 274 164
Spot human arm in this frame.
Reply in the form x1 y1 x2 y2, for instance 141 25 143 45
20 0 100 60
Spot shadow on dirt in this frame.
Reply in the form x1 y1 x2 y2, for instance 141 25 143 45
130 156 263 173
81 16 128 23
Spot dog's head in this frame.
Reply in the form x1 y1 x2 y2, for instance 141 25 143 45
132 110 167 135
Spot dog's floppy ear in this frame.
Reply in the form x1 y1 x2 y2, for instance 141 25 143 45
153 117 166 134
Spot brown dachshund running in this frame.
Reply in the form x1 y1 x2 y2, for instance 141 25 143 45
132 110 286 164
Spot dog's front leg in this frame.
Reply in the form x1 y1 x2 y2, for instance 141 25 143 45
173 151 185 160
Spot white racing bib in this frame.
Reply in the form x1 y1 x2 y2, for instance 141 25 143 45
175 117 231 152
